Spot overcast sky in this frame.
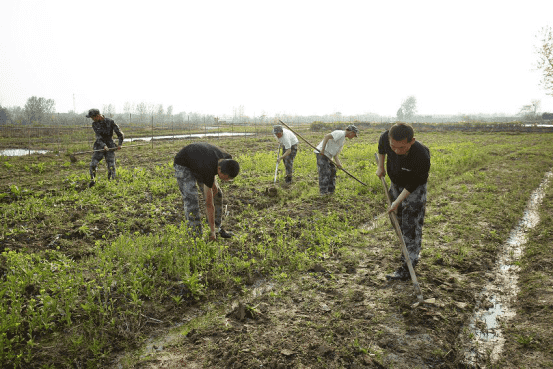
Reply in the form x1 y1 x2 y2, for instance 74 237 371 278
1 0 552 118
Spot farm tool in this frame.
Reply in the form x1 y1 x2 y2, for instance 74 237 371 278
374 153 434 307
263 144 282 198
273 144 281 184
69 144 149 163
278 120 367 186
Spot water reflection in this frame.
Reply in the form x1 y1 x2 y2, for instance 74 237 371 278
128 132 254 142
462 171 553 366
0 148 49 156
0 132 254 157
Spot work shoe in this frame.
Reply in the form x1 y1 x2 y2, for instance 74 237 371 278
386 265 410 281
218 228 234 239
285 176 292 184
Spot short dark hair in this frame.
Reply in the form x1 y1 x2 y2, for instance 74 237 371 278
219 159 240 178
389 123 414 142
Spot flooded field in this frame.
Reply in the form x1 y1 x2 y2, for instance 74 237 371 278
0 148 50 156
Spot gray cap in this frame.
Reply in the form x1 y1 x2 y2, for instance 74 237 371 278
86 108 100 118
273 125 283 134
346 125 359 136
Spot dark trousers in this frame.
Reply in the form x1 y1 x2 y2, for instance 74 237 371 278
389 182 427 266
316 154 336 194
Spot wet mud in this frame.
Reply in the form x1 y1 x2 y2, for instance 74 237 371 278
460 171 553 366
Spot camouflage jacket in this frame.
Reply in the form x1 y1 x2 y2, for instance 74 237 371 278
92 117 124 148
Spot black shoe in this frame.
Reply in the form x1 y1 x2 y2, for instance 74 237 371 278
386 266 410 281
88 180 96 188
285 176 292 184
218 229 234 239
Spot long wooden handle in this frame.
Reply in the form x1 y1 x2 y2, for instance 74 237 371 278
273 144 280 183
278 120 368 187
71 144 149 156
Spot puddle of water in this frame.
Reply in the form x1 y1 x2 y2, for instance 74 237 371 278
462 171 553 366
128 132 254 142
0 148 50 156
0 133 253 156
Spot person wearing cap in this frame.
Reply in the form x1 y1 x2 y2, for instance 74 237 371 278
314 125 359 195
174 142 240 241
86 108 124 187
376 122 430 281
272 125 299 184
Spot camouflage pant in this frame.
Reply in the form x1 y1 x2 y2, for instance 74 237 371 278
90 148 116 180
174 164 223 237
282 144 298 182
316 154 336 195
389 182 427 266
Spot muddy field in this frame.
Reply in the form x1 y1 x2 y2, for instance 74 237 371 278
1 130 553 368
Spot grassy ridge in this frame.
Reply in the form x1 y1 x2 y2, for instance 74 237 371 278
1 130 552 367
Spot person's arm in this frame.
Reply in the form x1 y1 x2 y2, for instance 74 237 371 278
376 153 386 178
279 148 291 161
388 188 410 213
334 146 343 168
113 121 124 149
203 182 217 240
319 133 333 157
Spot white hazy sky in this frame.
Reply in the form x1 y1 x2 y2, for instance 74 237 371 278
1 0 553 117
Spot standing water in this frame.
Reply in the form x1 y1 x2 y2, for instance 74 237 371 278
0 148 49 156
461 170 553 366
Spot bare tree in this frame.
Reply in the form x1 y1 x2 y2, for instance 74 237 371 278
396 107 404 121
536 26 553 96
123 101 134 115
147 103 156 117
233 105 245 121
134 102 148 124
156 104 165 124
24 96 56 124
400 96 417 120
0 105 12 124
103 104 116 117
7 106 24 123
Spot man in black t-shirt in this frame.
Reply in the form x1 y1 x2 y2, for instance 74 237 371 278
376 123 431 281
174 143 240 240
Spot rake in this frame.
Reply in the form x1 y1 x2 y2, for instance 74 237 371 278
278 120 367 186
69 144 149 163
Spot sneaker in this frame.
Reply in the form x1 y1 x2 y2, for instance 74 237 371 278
218 228 234 239
386 265 410 281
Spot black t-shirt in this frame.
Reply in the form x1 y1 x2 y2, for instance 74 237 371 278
378 130 430 193
174 143 232 188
